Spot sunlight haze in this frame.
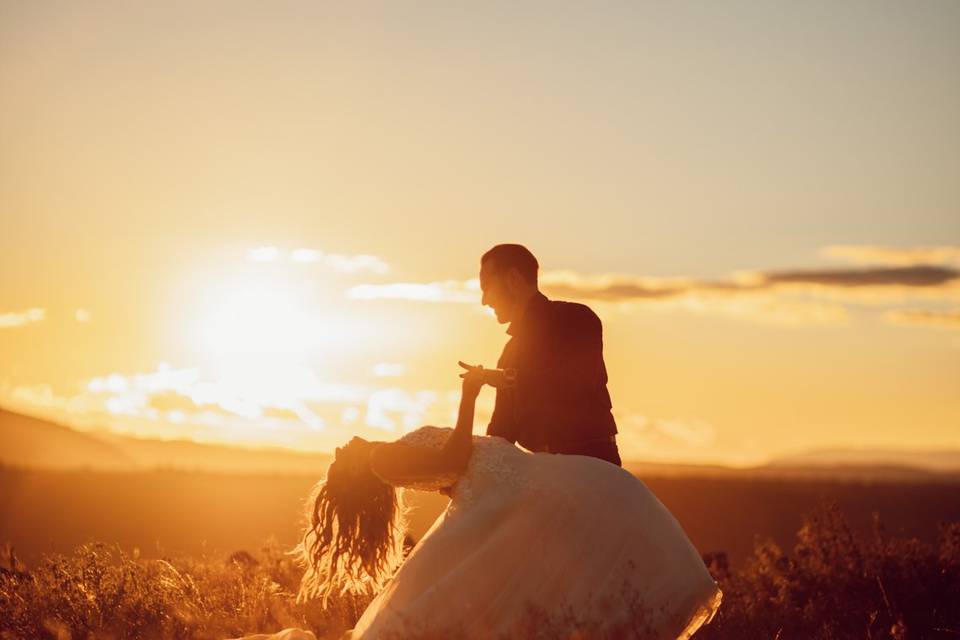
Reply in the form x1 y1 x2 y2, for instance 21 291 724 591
2 0 958 466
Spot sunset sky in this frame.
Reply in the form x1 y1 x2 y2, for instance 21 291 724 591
2 0 958 465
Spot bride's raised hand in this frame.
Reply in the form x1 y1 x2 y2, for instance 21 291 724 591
457 361 486 399
458 361 515 390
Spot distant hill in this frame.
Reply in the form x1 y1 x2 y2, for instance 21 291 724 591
627 455 960 483
768 448 960 474
625 459 957 483
0 408 135 471
98 431 332 475
0 407 330 475
4 405 958 481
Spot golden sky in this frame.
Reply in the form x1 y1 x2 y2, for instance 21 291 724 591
1 1 958 465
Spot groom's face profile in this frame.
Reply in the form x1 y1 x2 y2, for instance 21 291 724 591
479 261 519 324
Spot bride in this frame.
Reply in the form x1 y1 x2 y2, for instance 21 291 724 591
239 366 721 639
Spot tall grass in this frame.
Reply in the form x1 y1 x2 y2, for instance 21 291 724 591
0 541 367 640
697 503 960 640
2 503 958 639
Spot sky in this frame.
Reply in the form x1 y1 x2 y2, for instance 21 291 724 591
1 0 958 465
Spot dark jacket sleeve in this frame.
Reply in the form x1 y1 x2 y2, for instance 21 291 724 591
486 387 517 443
486 345 519 443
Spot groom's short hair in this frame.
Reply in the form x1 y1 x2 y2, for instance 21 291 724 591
481 244 539 285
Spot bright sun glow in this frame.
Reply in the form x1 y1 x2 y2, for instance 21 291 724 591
190 280 338 425
199 283 315 359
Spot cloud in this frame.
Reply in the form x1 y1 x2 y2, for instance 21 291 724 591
372 363 407 377
821 245 960 267
618 413 718 454
538 263 960 326
653 417 717 448
364 388 438 431
290 248 321 263
248 246 283 262
247 246 390 274
883 308 960 330
348 279 480 303
663 296 852 327
347 250 959 309
321 253 391 274
0 308 45 329
762 265 959 289
540 265 960 302
347 257 960 327
3 359 490 451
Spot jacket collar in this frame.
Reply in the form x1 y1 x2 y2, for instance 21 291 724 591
506 291 548 336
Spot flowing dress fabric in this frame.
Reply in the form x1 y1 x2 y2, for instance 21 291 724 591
353 427 721 639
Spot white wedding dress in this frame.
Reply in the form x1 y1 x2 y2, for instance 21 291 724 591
232 427 720 639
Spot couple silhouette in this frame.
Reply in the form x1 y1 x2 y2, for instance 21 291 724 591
231 245 720 640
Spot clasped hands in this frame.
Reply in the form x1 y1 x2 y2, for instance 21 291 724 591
458 361 515 397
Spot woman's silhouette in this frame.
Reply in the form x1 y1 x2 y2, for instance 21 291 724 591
244 366 722 639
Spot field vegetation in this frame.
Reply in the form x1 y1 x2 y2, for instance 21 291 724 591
2 503 958 639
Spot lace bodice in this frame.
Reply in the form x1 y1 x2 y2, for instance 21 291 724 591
393 426 528 510
397 425 456 450
391 426 463 491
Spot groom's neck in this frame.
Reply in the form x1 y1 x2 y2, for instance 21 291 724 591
510 288 539 326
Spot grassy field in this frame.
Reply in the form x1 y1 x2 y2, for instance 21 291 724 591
2 503 958 639
2 467 959 638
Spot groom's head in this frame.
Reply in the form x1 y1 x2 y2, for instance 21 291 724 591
480 244 539 324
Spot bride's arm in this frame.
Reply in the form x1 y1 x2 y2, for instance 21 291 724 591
369 380 480 485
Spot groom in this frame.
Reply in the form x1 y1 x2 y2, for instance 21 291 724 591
460 244 621 466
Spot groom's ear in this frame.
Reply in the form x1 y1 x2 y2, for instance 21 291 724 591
505 267 526 291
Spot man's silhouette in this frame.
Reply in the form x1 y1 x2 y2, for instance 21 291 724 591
461 244 621 466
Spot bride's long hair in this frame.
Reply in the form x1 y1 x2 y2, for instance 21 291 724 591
295 437 405 604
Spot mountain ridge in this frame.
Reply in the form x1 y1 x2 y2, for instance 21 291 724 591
3 405 958 480
0 407 331 475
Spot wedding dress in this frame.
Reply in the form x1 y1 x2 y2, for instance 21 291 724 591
351 426 720 639
231 426 720 639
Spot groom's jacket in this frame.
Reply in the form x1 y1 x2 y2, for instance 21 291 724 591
486 291 619 460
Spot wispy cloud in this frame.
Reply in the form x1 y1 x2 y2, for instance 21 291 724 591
659 296 852 327
85 363 330 428
652 417 716 448
883 308 960 330
821 245 960 267
322 254 391 274
247 246 390 274
540 265 960 303
248 246 283 262
372 363 407 377
3 361 487 450
0 308 45 329
363 388 439 431
346 246 960 327
616 413 719 459
348 279 480 303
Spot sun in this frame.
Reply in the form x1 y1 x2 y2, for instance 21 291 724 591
190 279 338 414
198 282 316 361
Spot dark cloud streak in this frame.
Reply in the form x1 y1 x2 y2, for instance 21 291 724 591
543 266 960 302
764 265 959 288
